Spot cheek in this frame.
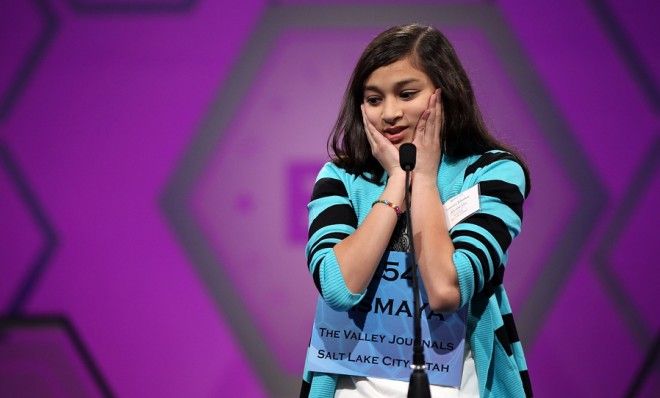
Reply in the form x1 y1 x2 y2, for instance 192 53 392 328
407 102 429 125
364 108 379 128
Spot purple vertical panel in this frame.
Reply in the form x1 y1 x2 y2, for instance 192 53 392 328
499 0 659 395
192 28 380 375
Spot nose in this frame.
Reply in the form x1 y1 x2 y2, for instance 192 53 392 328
381 98 402 125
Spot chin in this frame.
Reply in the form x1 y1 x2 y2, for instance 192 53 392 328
393 140 411 149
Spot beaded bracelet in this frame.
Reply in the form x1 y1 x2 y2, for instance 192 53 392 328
372 199 402 216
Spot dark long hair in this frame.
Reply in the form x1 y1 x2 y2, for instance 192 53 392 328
329 24 529 186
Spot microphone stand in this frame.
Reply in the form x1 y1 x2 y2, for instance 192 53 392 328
400 144 431 398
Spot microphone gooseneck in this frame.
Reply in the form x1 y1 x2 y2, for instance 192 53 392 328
399 143 431 398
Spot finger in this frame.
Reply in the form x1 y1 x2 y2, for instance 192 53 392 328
424 91 437 146
425 90 440 146
434 89 443 145
369 122 395 148
413 108 431 146
429 89 437 109
435 89 444 140
362 105 397 150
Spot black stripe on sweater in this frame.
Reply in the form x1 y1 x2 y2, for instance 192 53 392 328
451 229 502 274
307 232 349 267
309 231 350 249
464 152 517 180
479 180 524 220
495 325 513 356
465 152 530 198
308 204 357 239
311 178 347 201
465 254 481 294
454 241 491 283
521 370 533 397
307 242 336 268
503 313 520 343
461 213 512 253
299 379 311 398
480 265 505 297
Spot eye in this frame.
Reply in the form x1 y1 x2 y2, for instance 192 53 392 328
400 90 418 100
364 96 381 106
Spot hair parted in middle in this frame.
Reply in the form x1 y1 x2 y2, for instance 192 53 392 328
329 23 526 184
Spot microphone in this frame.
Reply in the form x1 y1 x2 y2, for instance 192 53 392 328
399 143 417 171
398 143 431 398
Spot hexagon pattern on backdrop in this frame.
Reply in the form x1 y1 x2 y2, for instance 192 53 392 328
0 0 56 122
1 0 658 396
0 317 113 397
0 148 42 310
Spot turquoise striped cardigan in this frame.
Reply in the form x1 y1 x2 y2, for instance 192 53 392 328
302 150 532 398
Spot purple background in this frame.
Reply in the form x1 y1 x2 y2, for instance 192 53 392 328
1 1 658 397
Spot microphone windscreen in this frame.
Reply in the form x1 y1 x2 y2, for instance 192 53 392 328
399 143 417 171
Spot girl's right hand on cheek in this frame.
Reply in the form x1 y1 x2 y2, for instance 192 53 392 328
361 105 404 178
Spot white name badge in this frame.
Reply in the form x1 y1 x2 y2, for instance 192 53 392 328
444 185 481 229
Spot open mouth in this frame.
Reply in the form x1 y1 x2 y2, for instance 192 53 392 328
383 127 407 143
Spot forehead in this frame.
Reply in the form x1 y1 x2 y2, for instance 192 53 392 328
364 57 431 88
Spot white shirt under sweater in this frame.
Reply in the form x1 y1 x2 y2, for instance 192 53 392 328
334 343 479 398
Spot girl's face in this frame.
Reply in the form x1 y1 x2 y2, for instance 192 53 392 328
362 57 436 148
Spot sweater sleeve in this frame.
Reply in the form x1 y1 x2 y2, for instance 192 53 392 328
450 151 529 308
306 163 366 311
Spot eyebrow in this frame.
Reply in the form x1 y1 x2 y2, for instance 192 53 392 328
364 78 421 93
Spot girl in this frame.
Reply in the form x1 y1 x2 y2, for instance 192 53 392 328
302 24 532 398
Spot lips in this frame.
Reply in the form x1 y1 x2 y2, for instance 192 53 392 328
382 126 408 143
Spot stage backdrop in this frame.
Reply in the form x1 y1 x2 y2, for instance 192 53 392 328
1 1 658 397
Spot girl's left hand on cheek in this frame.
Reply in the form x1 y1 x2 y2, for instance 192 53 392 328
412 88 443 180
